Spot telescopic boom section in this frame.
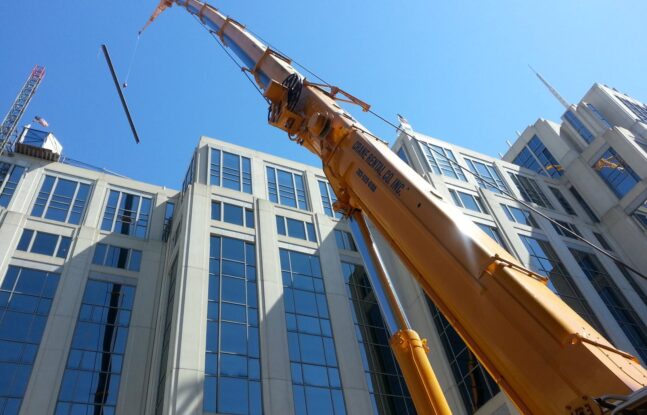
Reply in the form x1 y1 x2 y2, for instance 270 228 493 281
154 1 647 413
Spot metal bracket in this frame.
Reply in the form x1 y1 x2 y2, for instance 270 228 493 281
306 81 371 112
216 17 246 43
482 254 548 284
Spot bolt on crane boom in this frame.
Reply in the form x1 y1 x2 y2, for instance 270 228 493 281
145 1 647 413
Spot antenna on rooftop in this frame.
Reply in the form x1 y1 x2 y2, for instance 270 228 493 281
528 65 570 109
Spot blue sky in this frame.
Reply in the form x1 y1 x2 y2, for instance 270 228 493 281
1 0 646 189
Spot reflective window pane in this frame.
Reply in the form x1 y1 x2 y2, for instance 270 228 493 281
0 267 60 413
281 249 346 414
101 190 152 238
31 176 91 225
204 236 261 413
56 280 135 414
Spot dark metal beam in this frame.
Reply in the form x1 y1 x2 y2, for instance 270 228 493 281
101 44 140 144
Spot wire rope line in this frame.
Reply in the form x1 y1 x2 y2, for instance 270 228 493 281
122 33 142 88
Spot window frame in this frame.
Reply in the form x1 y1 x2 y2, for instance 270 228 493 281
418 141 467 181
508 172 553 209
100 188 153 239
266 165 309 211
0 162 26 208
464 157 508 193
31 174 92 225
448 188 488 214
593 147 640 199
209 148 253 194
276 215 318 242
16 229 72 259
92 243 143 272
318 179 342 219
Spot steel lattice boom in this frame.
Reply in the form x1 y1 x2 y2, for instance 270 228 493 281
0 65 46 156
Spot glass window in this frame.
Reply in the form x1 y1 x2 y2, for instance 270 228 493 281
342 262 415 414
427 297 498 413
464 158 507 193
512 147 545 176
586 103 612 129
276 216 317 242
564 110 594 144
182 155 195 194
55 280 135 415
593 148 640 199
569 187 599 223
281 249 346 415
418 142 466 181
210 148 252 194
448 189 487 214
551 220 582 240
549 187 576 216
30 232 58 256
92 243 142 272
512 136 563 178
318 180 342 219
618 96 647 123
475 223 508 251
0 266 60 413
508 173 553 209
287 218 307 240
268 167 309 210
501 204 537 227
204 236 261 414
17 229 34 251
334 230 357 252
634 211 647 231
162 201 176 242
15 230 72 259
224 203 244 226
245 209 255 229
155 259 178 414
211 201 221 221
519 236 604 333
0 162 25 208
101 190 152 238
570 249 647 361
31 175 91 225
396 147 410 166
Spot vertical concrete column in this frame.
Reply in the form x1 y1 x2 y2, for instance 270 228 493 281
84 179 108 230
256 199 294 415
252 157 267 201
316 215 373 415
0 211 25 275
21 224 96 413
5 158 38 216
171 184 211 415
304 171 325 216
119 241 165 414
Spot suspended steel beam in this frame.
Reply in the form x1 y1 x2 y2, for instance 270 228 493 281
101 44 140 144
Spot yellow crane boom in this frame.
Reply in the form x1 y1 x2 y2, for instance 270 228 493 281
146 1 647 413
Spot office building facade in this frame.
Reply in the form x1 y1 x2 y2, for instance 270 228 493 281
391 83 647 413
0 82 646 415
